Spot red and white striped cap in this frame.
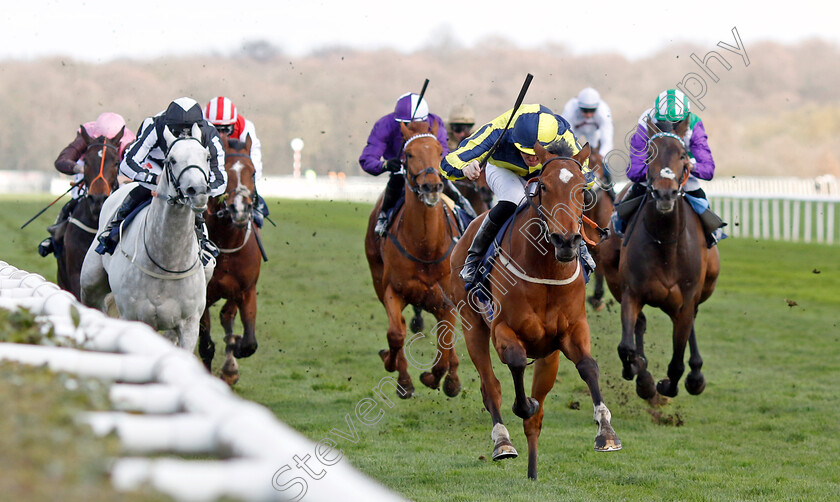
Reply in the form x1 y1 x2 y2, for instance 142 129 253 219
204 96 237 125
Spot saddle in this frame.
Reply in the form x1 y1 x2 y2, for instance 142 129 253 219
95 198 152 255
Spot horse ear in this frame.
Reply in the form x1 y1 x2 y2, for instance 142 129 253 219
534 141 548 158
80 125 93 144
244 133 252 153
399 121 410 139
113 126 125 144
162 125 177 147
431 119 439 136
574 142 591 165
190 122 202 139
674 117 689 138
644 115 658 137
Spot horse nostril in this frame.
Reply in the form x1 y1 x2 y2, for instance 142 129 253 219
185 187 197 197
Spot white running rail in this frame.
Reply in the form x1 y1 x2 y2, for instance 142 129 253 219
0 261 404 502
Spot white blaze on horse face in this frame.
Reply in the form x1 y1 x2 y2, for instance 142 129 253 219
559 168 574 184
660 167 676 180
231 161 246 212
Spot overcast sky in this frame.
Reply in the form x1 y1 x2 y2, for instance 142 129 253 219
2 0 838 62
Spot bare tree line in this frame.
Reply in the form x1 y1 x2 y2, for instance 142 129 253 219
1 38 838 179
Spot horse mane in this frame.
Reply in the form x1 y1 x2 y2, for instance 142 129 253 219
227 138 247 151
544 138 575 158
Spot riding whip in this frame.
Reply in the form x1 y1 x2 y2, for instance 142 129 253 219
478 73 534 170
20 180 82 229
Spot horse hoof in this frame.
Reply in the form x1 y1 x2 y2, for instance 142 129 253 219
398 380 414 399
492 443 518 460
636 371 657 400
587 296 604 311
621 364 635 381
419 371 439 389
221 371 239 386
594 435 622 452
657 379 679 398
443 374 461 397
233 340 257 359
513 397 540 420
685 374 706 395
200 356 213 372
409 315 424 333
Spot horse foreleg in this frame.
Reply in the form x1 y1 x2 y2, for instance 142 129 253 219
618 295 644 381
656 310 694 398
178 312 202 354
523 351 559 480
494 323 538 420
233 287 258 358
378 286 412 398
587 269 606 311
464 317 516 460
560 324 622 453
409 305 425 333
220 299 241 386
684 325 706 395
79 251 110 312
420 304 461 396
198 307 214 371
632 312 656 400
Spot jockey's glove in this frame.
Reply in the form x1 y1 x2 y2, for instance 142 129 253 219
384 158 402 173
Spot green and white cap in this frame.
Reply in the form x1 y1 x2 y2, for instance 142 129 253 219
653 89 690 122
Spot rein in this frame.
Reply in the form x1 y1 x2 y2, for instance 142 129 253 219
384 204 458 265
162 136 210 205
85 141 119 196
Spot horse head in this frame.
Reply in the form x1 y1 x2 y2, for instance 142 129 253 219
219 134 256 228
528 141 591 263
645 117 691 214
400 120 444 207
162 123 211 213
80 124 123 214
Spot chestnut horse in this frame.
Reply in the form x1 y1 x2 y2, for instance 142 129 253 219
364 120 461 398
446 141 621 480
582 145 615 311
198 135 262 385
57 126 124 299
599 119 720 401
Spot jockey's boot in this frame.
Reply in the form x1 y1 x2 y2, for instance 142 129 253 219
253 191 269 228
375 172 405 236
580 240 596 278
612 182 647 237
39 198 79 257
195 214 219 266
96 187 151 255
698 208 727 248
460 217 501 287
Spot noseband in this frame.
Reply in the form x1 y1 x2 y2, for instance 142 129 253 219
85 141 119 196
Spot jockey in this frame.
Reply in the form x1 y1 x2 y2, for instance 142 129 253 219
447 104 475 152
440 104 596 286
613 89 726 247
561 87 615 187
204 96 270 227
360 92 462 236
38 112 136 257
95 97 226 260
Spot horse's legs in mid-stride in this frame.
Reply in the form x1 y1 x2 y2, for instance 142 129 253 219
198 306 215 371
220 299 241 386
178 312 202 354
523 351 559 480
494 323 539 420
419 295 461 397
632 312 656 399
79 251 110 312
560 323 622 454
464 315 517 461
656 310 695 397
232 286 258 359
618 295 646 382
684 324 706 395
378 285 413 398
587 269 606 311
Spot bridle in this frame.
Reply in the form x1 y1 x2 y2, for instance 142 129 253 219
84 141 119 196
402 133 444 197
214 151 255 222
646 132 690 195
162 136 210 205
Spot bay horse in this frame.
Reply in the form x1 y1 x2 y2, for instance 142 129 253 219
582 145 615 311
81 124 214 351
198 134 262 385
364 120 461 398
599 118 720 401
57 125 124 299
446 141 621 480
